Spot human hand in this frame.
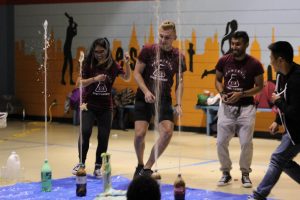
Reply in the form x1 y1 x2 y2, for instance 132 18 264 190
226 92 242 104
174 104 182 116
93 74 106 82
144 91 155 103
221 93 229 103
271 92 280 104
269 122 279 135
124 52 130 64
80 103 88 111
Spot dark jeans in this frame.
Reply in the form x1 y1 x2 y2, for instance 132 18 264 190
78 109 112 166
254 134 300 200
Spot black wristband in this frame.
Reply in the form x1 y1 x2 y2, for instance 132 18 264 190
174 104 181 107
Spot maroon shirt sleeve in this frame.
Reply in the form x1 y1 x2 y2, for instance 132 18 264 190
138 45 151 64
252 59 264 77
215 55 226 73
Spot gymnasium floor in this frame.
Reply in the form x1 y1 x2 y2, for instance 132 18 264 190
0 120 299 199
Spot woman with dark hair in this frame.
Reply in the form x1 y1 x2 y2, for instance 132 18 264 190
72 38 130 177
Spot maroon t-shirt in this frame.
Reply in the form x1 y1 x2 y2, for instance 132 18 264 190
215 54 264 106
82 61 124 111
137 44 187 98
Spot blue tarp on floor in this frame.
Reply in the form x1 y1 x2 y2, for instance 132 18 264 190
0 175 264 200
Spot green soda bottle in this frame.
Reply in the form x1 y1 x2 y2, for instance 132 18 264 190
41 159 52 192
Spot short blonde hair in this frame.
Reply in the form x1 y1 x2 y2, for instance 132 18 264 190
159 20 176 34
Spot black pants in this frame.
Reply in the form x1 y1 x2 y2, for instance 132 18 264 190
78 109 112 165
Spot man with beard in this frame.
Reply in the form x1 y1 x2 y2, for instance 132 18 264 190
215 31 264 188
132 20 186 178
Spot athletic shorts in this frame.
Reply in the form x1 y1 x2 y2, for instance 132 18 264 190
134 95 174 123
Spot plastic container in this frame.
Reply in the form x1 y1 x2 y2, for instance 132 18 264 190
0 112 8 128
5 151 21 180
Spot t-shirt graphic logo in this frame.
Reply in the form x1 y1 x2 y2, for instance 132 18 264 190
150 61 168 81
228 74 239 87
153 66 166 78
95 81 107 93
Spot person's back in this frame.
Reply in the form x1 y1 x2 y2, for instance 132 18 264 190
127 176 161 200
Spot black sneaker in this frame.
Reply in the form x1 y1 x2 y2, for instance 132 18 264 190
133 164 144 179
138 168 153 177
217 172 232 186
242 173 252 188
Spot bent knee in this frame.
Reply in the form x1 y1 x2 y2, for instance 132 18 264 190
161 129 173 141
240 141 253 148
135 125 147 138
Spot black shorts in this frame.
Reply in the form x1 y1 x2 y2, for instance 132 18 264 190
134 95 174 123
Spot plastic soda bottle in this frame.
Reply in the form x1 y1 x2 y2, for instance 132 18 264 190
6 151 21 180
76 164 87 197
41 159 52 192
174 173 186 200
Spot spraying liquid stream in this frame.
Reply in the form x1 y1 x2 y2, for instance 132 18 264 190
41 20 52 192
78 51 84 163
176 0 183 174
43 20 49 160
153 0 161 172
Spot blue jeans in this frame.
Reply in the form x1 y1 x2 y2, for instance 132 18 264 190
254 134 300 200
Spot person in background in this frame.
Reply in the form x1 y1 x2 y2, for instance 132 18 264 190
133 20 186 178
215 31 264 188
72 38 130 178
61 13 77 85
250 41 300 200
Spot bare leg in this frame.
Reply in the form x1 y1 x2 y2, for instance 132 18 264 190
134 120 149 165
144 120 174 169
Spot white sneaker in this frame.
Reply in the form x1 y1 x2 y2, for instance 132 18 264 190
93 168 102 178
72 163 84 175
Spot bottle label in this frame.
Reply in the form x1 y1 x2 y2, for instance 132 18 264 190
41 172 52 180
76 176 87 184
174 186 185 194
